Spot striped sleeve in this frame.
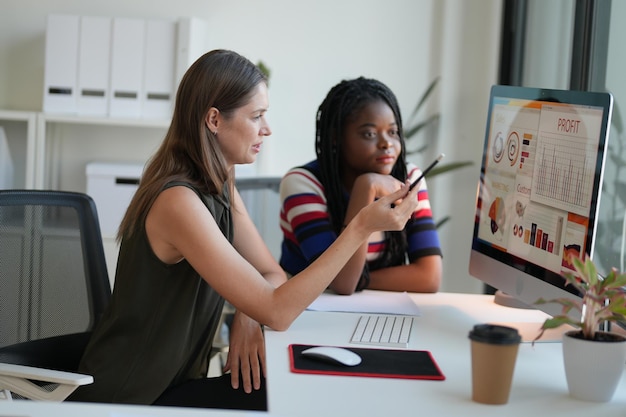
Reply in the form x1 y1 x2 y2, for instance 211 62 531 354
406 163 443 260
279 165 337 275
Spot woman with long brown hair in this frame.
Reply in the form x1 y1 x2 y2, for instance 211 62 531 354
70 50 418 410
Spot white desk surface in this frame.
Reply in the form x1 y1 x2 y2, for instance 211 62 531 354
264 291 626 417
2 292 626 417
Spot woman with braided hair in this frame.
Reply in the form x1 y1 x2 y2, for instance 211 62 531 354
279 77 442 295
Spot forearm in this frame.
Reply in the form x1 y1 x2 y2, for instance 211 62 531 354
326 180 377 294
236 270 286 327
262 270 288 288
267 218 373 329
367 256 442 293
255 184 418 330
328 242 368 295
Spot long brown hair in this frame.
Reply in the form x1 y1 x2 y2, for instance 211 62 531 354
118 49 267 241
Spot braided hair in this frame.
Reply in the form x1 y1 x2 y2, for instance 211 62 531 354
315 77 409 288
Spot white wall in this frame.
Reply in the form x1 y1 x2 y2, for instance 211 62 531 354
432 1 502 293
0 0 502 294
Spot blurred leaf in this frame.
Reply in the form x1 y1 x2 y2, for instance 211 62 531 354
407 77 440 125
436 216 451 229
407 143 429 155
404 77 474 230
428 161 474 177
405 114 440 140
257 60 271 83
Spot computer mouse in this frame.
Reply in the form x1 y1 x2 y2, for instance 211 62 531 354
300 346 362 367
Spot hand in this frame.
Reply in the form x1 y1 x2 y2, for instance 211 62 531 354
356 182 418 234
223 310 266 393
353 173 403 200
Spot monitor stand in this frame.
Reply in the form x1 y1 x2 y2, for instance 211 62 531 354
493 290 535 309
491 290 571 343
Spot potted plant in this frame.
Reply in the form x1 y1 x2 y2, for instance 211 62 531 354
533 253 626 402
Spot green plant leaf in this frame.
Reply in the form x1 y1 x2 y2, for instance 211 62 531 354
406 143 430 155
435 216 450 229
427 161 474 177
536 253 626 341
603 269 626 288
404 114 440 140
257 60 271 83
407 77 440 125
403 77 474 231
541 316 580 330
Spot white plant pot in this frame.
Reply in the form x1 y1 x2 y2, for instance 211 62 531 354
562 330 626 402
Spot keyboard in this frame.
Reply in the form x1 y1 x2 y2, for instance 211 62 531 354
350 314 414 348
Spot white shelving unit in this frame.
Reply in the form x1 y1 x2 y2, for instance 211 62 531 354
0 110 170 190
34 113 170 190
0 110 38 189
1 110 170 281
1 111 278 283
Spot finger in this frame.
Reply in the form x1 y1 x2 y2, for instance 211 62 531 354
388 182 411 208
396 181 417 207
229 354 240 390
389 184 417 224
250 353 262 391
239 356 253 393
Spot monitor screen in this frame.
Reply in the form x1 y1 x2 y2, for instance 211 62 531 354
469 85 613 319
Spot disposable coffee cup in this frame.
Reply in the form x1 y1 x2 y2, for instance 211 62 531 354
468 324 521 405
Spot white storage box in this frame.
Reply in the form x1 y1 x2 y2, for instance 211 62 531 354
86 162 144 237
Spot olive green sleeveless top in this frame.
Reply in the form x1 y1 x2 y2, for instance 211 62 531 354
72 182 232 404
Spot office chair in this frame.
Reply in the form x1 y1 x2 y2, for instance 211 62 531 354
0 190 111 401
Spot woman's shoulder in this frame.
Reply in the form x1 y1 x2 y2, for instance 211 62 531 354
163 180 205 200
280 160 325 196
284 160 319 175
161 180 229 210
283 160 321 182
405 161 420 180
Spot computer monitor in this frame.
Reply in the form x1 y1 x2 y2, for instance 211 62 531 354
469 85 613 319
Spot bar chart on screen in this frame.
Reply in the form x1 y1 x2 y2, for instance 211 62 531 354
532 134 596 215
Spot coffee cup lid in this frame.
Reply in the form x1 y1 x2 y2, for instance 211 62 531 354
468 324 521 345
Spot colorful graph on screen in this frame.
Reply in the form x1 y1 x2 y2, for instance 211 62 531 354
532 133 596 216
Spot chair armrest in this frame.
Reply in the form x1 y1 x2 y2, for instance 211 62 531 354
0 363 93 401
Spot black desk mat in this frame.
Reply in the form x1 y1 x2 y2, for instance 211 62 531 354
289 344 445 380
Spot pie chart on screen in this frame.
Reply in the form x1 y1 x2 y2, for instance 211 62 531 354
488 197 505 234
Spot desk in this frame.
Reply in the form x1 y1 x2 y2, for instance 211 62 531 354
2 292 626 416
264 292 626 416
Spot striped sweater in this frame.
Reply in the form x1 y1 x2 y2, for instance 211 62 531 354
279 160 442 278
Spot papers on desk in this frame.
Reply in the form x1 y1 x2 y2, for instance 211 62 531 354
307 290 421 316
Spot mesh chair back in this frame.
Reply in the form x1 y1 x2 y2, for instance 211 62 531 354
0 190 110 348
236 176 281 260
